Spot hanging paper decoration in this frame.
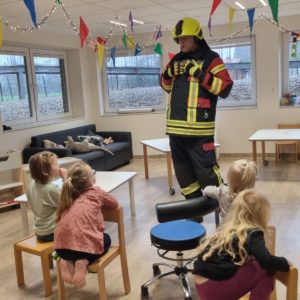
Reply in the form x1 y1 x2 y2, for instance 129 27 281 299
168 52 175 60
268 0 279 23
96 43 105 70
129 10 134 32
154 42 162 56
23 0 37 27
247 8 255 33
122 33 127 47
291 32 298 58
208 0 221 36
228 7 235 32
127 35 135 49
134 43 141 56
0 18 2 48
111 47 116 67
97 36 106 45
55 0 61 4
79 17 89 48
155 25 162 40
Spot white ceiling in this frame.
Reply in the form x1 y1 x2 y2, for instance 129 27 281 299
1 0 300 37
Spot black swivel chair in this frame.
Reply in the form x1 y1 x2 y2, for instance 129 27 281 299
141 196 219 300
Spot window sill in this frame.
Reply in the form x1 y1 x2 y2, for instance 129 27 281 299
101 108 166 117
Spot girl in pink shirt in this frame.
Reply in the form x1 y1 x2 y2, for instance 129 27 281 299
54 162 118 288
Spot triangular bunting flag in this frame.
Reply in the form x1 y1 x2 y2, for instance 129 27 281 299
228 7 235 32
122 34 127 48
129 10 134 32
155 25 162 40
268 0 279 23
23 0 37 27
97 36 106 45
134 43 141 56
55 0 61 4
168 52 175 61
80 17 89 48
97 43 105 71
111 47 116 67
127 35 135 49
0 18 2 48
247 8 255 33
154 42 162 56
208 0 221 36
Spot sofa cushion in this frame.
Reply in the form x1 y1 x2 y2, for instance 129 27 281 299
72 150 106 161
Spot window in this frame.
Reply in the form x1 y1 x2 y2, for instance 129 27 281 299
0 46 71 125
281 33 300 107
212 36 256 108
103 49 162 113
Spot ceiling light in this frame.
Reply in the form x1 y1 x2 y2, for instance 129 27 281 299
109 20 127 27
132 19 144 25
259 0 267 6
235 1 245 9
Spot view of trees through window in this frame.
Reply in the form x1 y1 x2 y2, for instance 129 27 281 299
213 42 255 107
105 53 162 111
0 50 69 123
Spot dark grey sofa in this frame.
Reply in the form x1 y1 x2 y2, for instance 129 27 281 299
22 124 133 171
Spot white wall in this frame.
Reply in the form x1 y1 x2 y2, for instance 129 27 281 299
1 14 300 157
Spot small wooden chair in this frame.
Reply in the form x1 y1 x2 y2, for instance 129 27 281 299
14 235 54 297
56 206 131 300
239 226 298 300
275 124 300 162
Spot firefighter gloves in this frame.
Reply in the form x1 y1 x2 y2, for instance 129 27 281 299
184 59 202 78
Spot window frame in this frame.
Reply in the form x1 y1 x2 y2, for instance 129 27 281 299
281 31 300 105
211 35 257 109
101 47 164 115
0 46 72 126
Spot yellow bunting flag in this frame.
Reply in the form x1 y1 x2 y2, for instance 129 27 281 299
0 18 2 48
228 7 235 32
127 35 135 49
96 43 105 71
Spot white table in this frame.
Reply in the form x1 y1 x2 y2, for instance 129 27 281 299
249 129 300 163
140 138 220 195
15 171 137 237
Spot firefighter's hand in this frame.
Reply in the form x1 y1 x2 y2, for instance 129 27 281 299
163 62 181 78
184 60 202 78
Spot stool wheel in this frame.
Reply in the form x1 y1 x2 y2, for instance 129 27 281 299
169 187 175 195
141 285 149 297
153 265 161 276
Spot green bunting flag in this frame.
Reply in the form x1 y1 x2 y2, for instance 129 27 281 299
268 0 278 23
154 42 162 56
122 34 127 48
56 0 61 4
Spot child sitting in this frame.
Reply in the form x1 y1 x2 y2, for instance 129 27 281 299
54 162 118 288
203 159 256 218
27 151 66 242
194 189 291 300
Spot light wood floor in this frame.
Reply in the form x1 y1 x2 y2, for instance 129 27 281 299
0 156 299 299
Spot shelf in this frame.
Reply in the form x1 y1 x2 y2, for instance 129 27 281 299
0 180 23 191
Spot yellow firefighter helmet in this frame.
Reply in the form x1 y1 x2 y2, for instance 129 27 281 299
172 17 203 43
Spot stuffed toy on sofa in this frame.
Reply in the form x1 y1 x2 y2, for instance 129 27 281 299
65 136 114 155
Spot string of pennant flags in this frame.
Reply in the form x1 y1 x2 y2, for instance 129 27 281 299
0 0 299 64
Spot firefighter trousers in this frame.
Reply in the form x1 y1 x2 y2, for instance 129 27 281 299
169 135 223 198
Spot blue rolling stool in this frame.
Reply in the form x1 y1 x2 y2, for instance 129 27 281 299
141 196 216 300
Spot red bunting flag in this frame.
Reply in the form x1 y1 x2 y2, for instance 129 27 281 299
80 17 89 48
168 52 175 61
97 36 106 45
208 0 222 36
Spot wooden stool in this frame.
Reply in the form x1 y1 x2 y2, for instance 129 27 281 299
14 235 54 297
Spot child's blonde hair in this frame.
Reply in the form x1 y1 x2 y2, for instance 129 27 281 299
56 162 94 222
227 159 257 196
198 189 270 265
29 151 57 184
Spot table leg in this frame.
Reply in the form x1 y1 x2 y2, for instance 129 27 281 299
20 202 29 237
143 144 149 179
252 141 257 162
128 178 136 216
262 141 266 162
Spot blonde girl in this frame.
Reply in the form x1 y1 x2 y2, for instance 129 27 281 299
194 190 290 300
203 159 257 218
27 151 66 242
54 162 118 288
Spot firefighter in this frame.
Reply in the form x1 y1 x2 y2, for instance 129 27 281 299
161 17 233 200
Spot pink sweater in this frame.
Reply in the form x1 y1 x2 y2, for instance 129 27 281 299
54 186 118 254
